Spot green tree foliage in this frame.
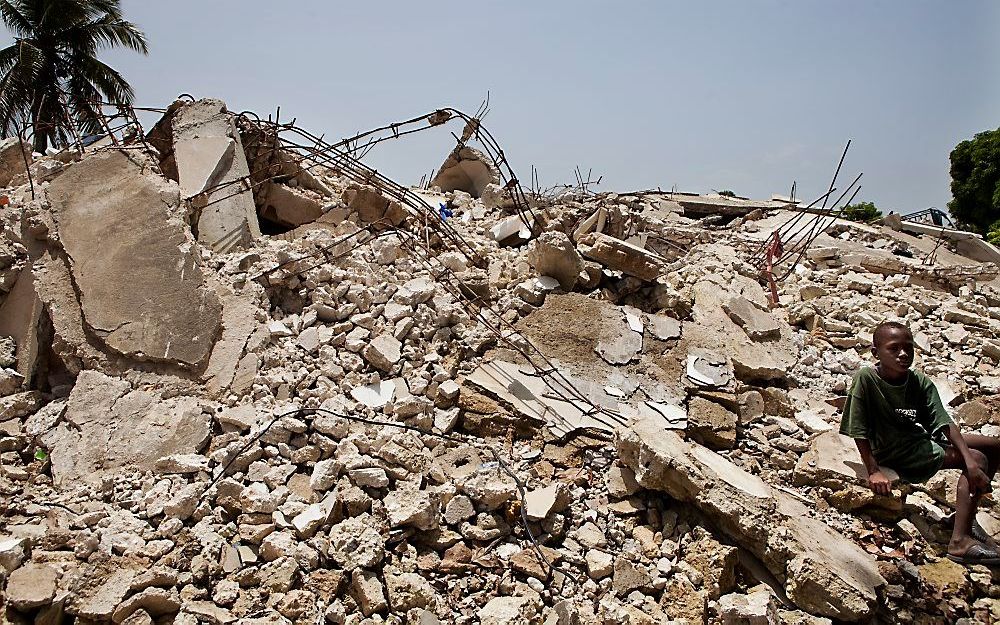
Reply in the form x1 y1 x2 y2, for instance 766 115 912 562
987 219 1000 246
948 127 1000 233
0 0 147 152
718 190 736 197
842 201 881 223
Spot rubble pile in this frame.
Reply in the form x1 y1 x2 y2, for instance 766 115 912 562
2 97 1000 624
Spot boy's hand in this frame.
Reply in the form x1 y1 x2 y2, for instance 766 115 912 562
969 466 992 495
868 470 893 496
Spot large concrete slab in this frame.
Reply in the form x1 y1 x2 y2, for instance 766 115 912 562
171 98 261 252
46 150 222 368
616 416 885 621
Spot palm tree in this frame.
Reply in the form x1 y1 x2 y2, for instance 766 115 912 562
0 0 147 153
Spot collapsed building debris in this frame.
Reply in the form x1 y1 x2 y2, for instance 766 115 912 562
1 93 1000 625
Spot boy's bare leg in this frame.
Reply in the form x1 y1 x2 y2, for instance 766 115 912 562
961 433 1000 479
941 446 990 556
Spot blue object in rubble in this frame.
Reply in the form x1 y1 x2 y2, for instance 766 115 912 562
439 203 453 220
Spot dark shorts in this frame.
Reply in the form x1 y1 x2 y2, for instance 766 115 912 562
877 439 947 484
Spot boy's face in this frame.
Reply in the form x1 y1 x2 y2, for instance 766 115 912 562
872 327 914 378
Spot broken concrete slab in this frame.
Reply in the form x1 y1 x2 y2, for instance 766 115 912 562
171 98 262 252
46 150 222 368
577 232 662 281
617 415 885 621
431 146 499 198
41 370 211 487
5 562 58 609
686 350 733 388
343 185 407 227
464 360 627 438
490 214 534 245
174 135 235 197
685 280 796 383
648 314 681 340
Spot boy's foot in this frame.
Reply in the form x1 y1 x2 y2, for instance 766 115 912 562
946 542 1000 566
941 512 999 549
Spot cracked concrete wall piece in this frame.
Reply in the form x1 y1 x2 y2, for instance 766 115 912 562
430 146 499 198
343 185 407 228
40 370 211 487
30 248 108 374
203 294 259 397
171 98 262 252
0 267 42 383
577 232 662 281
45 150 222 368
616 415 885 621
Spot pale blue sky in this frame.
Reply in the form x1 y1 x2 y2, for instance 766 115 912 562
5 1 999 213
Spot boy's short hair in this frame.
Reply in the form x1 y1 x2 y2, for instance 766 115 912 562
872 321 911 347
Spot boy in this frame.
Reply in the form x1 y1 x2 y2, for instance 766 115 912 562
840 321 1000 565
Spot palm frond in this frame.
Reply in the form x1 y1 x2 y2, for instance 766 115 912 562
0 0 34 37
59 16 148 55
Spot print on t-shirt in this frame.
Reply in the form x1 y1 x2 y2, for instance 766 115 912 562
895 407 926 433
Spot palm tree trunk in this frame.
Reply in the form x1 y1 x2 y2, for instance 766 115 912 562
31 92 48 154
32 123 48 153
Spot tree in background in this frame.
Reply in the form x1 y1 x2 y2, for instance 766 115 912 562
0 0 147 153
948 127 1000 233
842 201 881 223
987 220 1000 246
718 190 736 197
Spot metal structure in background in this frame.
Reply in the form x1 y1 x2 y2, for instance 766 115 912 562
902 207 954 229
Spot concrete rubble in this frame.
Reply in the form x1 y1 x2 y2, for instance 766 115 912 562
1 95 1000 625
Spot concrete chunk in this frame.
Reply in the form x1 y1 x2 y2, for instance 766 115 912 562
526 231 584 291
0 137 30 186
722 296 782 341
5 563 58 609
363 334 401 372
431 146 499 198
42 371 211 487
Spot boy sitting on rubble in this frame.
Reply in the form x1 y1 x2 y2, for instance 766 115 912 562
840 321 1000 565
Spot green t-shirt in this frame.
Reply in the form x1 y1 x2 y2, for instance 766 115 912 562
839 367 953 483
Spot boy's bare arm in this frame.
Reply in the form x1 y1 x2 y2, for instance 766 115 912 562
853 438 893 496
944 423 991 494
